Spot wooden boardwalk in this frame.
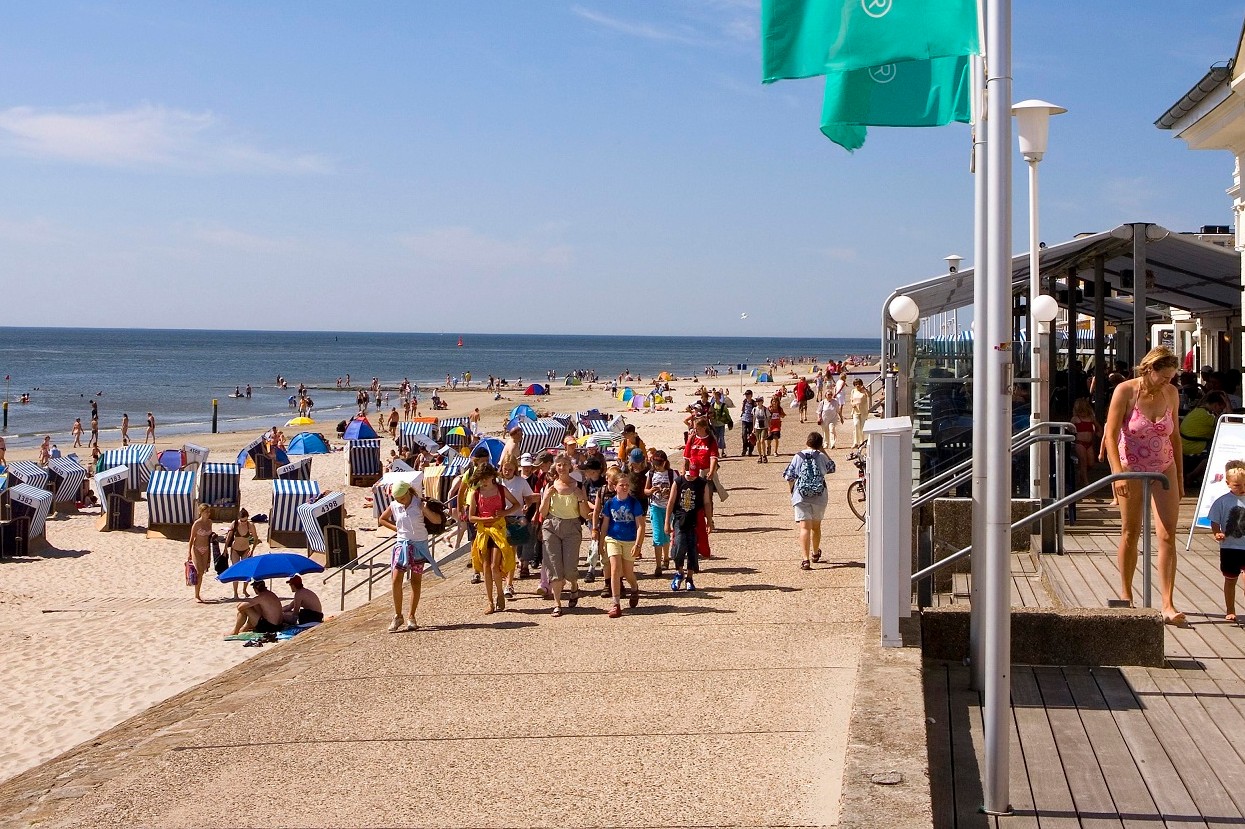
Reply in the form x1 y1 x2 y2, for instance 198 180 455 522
928 494 1245 827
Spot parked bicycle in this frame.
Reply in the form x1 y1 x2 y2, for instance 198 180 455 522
847 443 866 522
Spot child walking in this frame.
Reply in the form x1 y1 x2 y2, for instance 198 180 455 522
1209 465 1245 622
753 402 770 464
601 476 646 618
666 467 712 591
645 450 675 576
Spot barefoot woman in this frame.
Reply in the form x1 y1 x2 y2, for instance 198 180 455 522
1103 346 1185 623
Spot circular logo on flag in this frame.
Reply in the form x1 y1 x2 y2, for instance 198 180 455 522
868 64 897 84
862 0 892 18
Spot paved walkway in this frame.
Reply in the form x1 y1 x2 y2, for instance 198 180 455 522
0 449 876 828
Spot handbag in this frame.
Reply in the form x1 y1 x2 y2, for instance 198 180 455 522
184 560 198 586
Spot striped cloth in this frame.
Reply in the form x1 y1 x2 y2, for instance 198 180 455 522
519 419 567 456
270 479 321 533
93 465 130 509
297 491 346 554
7 461 49 490
99 445 154 490
48 457 87 505
397 420 436 451
10 482 53 539
146 470 198 526
579 417 609 437
347 439 382 480
235 435 266 467
276 456 313 481
439 416 472 447
549 413 575 431
198 462 240 509
183 443 210 469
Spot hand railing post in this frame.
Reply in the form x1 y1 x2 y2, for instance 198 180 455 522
1054 435 1066 554
1142 479 1153 608
340 567 346 611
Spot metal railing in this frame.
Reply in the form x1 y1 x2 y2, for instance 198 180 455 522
910 471 1170 607
912 421 1075 501
320 524 464 611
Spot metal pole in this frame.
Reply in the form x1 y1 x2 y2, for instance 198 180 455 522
983 0 1014 813
1142 479 1153 608
1133 223 1148 365
1093 255 1108 422
212 399 219 434
969 50 989 692
1028 158 1045 504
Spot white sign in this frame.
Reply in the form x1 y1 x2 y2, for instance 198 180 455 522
1188 414 1245 547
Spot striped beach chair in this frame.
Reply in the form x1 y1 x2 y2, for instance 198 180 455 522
98 445 154 494
7 461 49 491
549 413 575 432
346 439 382 487
579 417 609 437
518 419 567 456
438 416 472 448
183 443 210 473
93 465 135 531
276 456 313 481
268 479 321 548
9 482 53 551
371 470 425 520
146 470 198 540
297 491 349 564
397 420 436 451
199 462 240 521
48 456 87 511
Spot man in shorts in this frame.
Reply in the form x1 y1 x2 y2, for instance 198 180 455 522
231 580 285 635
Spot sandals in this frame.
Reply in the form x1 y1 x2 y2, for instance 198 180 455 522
800 560 812 570
812 549 822 563
568 589 579 608
551 606 563 617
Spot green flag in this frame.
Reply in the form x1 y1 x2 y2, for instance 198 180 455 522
819 53 971 151
762 0 978 83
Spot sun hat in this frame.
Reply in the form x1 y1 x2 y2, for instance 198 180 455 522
519 453 536 466
628 448 644 462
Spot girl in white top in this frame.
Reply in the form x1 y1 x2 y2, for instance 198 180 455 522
378 481 438 633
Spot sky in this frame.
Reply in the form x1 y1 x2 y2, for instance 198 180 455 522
0 1 1241 338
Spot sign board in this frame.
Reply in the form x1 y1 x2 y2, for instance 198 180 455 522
737 363 747 371
1188 414 1245 548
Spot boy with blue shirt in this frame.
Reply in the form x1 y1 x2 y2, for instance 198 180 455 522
602 476 646 618
1208 465 1245 621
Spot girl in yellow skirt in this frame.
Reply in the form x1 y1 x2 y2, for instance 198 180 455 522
468 465 522 613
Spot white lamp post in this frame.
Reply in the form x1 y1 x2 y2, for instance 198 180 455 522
1013 99 1066 503
889 295 921 417
945 254 964 339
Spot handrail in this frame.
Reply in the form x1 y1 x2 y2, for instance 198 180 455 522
911 431 1075 510
912 421 1074 498
911 471 1169 607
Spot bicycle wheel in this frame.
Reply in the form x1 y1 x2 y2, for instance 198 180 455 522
847 479 866 522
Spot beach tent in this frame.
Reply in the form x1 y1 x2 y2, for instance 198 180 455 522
93 465 134 531
396 421 435 452
346 438 382 487
7 460 48 491
297 491 348 563
342 417 379 441
183 443 210 471
287 432 331 455
474 436 506 466
658 371 675 382
48 456 87 511
564 376 582 386
518 419 567 456
620 387 635 403
268 479 321 548
98 445 155 494
629 394 649 410
277 456 313 481
157 449 185 471
524 384 546 396
198 462 240 521
146 470 198 540
756 372 772 383
371 470 424 519
652 393 666 404
439 416 471 447
9 483 52 551
509 404 537 422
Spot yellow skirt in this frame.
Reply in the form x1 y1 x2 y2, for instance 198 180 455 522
471 518 516 575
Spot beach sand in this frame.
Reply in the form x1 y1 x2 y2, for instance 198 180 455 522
0 363 867 783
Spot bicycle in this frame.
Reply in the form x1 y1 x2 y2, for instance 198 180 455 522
847 443 867 522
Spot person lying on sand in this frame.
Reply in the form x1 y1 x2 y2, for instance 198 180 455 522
231 580 285 635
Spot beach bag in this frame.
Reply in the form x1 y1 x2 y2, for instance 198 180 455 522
423 498 449 536
795 452 827 498
801 384 815 402
506 516 530 544
210 533 229 574
184 560 199 587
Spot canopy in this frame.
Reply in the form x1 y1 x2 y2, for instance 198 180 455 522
342 417 379 441
474 436 506 466
288 432 331 455
509 404 537 421
524 383 546 396
564 376 582 385
657 371 675 381
218 552 324 583
157 449 184 471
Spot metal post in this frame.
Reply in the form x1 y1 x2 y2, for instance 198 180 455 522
1093 256 1108 422
2 401 6 432
884 373 897 418
1142 479 1153 608
896 332 913 417
969 50 989 693
212 399 219 434
1133 223 1148 365
1027 158 1045 505
983 0 1014 813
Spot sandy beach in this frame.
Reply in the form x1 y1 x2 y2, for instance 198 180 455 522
0 362 866 784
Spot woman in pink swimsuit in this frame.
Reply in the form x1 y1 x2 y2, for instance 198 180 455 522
1104 346 1185 623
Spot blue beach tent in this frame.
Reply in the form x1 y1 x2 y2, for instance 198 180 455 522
287 432 331 455
474 436 506 466
342 417 379 441
509 404 537 422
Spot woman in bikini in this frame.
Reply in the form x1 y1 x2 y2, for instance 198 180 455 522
1104 346 1185 624
187 504 214 603
227 509 259 599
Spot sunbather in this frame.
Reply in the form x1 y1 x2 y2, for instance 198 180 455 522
281 576 323 625
231 580 284 635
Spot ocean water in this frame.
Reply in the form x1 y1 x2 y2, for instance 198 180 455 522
0 328 880 447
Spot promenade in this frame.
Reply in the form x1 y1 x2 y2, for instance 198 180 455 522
0 445 898 828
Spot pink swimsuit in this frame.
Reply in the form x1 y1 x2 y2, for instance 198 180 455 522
1117 396 1174 473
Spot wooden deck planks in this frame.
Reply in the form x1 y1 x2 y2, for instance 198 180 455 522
924 662 961 829
1009 669 1080 828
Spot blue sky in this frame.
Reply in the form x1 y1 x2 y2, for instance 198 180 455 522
0 1 1240 338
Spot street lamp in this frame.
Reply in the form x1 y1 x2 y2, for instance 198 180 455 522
889 295 921 417
945 254 964 341
1013 99 1066 505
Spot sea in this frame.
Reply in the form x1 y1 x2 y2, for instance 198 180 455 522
0 328 880 448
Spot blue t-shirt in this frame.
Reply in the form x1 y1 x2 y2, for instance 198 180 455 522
603 495 644 542
1208 491 1245 550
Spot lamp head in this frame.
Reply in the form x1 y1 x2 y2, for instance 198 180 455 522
888 295 921 330
1012 99 1067 161
944 253 964 273
1031 293 1059 324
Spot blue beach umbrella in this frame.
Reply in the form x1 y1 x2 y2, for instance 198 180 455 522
218 552 325 583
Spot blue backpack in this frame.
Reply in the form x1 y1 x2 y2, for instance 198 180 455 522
795 451 830 497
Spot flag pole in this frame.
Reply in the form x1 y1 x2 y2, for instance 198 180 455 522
969 6 988 694
982 0 1014 815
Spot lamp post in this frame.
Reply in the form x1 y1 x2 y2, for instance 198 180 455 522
888 295 920 418
1012 99 1066 505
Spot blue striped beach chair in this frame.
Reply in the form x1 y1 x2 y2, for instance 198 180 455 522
277 456 313 481
48 456 87 511
579 417 609 437
519 419 567 456
268 479 321 548
346 439 382 487
198 462 240 521
397 420 436 451
8 461 49 491
99 445 154 494
146 470 198 540
438 416 472 448
297 491 347 561
9 482 53 550
93 465 135 531
550 413 575 432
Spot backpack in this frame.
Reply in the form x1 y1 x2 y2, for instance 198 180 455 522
795 452 828 497
800 384 815 402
